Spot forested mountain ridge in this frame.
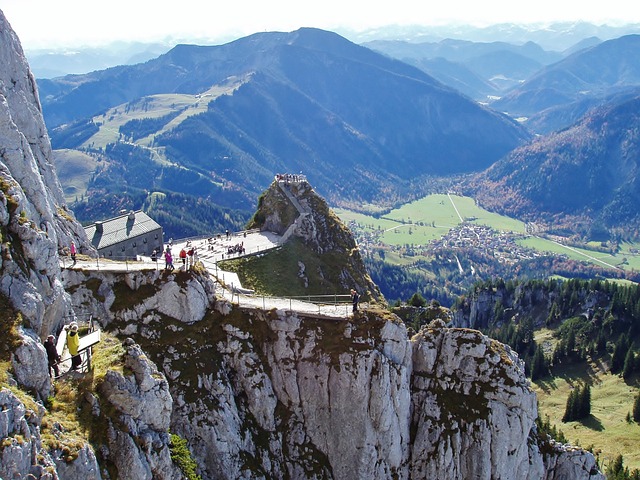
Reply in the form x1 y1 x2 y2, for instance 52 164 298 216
41 27 530 233
464 94 640 242
450 277 640 473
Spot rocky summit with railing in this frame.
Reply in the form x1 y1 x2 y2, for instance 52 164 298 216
0 10 605 480
241 176 383 305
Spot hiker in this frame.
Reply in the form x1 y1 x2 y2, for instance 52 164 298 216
179 248 187 268
65 323 81 371
164 248 174 271
351 289 360 313
70 241 77 266
151 249 158 262
44 335 61 378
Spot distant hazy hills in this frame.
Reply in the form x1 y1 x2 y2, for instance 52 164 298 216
466 95 640 240
28 21 639 79
41 28 529 218
26 42 171 78
492 34 640 133
368 34 640 135
365 39 560 99
37 25 640 241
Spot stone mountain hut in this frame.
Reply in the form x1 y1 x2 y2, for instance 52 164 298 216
84 210 163 259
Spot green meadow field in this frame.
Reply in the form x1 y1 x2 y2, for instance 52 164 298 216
336 193 640 274
336 193 527 246
533 363 640 471
85 80 247 150
52 149 99 203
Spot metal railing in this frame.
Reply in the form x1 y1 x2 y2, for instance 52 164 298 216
54 315 99 376
219 289 361 317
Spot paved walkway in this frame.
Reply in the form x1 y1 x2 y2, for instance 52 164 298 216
62 229 354 318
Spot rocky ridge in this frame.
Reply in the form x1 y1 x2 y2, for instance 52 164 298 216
246 178 383 303
61 266 603 479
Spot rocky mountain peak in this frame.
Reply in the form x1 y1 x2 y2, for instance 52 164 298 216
247 176 383 302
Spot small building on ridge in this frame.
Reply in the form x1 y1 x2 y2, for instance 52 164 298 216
84 210 163 259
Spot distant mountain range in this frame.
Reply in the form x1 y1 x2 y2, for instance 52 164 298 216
27 21 640 79
364 38 561 101
491 35 640 118
37 26 640 242
41 28 529 225
26 42 171 78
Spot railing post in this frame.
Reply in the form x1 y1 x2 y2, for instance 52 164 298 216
86 347 92 372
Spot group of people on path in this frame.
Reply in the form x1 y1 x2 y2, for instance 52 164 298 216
159 243 198 271
44 322 82 378
275 173 307 184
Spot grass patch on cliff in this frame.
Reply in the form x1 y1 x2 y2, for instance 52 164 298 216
41 332 126 460
0 294 23 380
533 358 640 471
220 237 351 297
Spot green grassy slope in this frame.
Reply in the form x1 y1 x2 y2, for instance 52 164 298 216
533 356 640 471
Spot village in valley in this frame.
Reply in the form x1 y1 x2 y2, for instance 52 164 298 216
349 219 542 269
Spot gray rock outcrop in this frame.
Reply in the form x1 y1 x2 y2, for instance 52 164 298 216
0 9 92 336
111 284 604 480
11 326 51 400
0 388 101 479
99 340 183 480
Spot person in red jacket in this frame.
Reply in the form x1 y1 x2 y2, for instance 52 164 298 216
179 248 187 268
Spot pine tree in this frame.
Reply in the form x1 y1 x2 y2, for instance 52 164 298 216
623 348 636 381
546 301 560 326
578 384 591 419
607 454 624 478
562 388 578 422
531 345 548 381
565 328 576 358
612 335 630 374
633 391 640 423
562 384 591 422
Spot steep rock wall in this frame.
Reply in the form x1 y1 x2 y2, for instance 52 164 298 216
0 9 92 336
72 268 603 479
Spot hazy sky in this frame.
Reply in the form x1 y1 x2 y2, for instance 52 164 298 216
2 0 639 50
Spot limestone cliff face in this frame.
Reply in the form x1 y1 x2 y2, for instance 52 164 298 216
98 339 184 479
450 281 610 330
67 268 603 479
0 9 122 479
0 9 92 337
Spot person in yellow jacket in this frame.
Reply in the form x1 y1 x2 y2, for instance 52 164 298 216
66 322 81 370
